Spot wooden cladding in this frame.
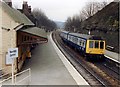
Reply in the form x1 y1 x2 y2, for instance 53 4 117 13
17 31 47 46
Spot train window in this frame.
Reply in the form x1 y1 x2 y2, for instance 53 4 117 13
74 37 78 44
82 41 84 46
89 41 94 48
95 41 99 48
83 41 86 47
80 40 82 46
70 36 72 41
100 41 104 49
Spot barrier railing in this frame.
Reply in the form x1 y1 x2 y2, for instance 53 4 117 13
0 68 31 86
0 76 12 86
0 67 11 86
14 68 31 85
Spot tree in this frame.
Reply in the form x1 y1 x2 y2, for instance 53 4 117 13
64 1 108 32
81 2 108 19
32 8 57 31
65 15 83 32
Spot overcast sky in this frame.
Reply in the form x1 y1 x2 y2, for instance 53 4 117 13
11 0 113 22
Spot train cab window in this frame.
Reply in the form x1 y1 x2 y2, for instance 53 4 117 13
95 41 99 48
100 41 104 49
89 41 94 48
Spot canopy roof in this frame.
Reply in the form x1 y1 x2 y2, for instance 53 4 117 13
20 27 47 39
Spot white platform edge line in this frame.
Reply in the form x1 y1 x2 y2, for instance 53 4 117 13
49 33 89 85
104 55 120 64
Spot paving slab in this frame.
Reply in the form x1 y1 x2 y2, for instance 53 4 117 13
22 34 77 85
105 50 119 63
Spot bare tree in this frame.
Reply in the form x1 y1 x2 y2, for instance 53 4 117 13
65 1 109 32
81 2 98 19
32 8 57 31
81 2 108 19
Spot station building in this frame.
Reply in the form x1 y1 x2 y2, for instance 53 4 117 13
0 1 47 74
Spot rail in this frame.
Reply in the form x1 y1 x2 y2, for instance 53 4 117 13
0 67 10 79
0 68 31 86
15 68 31 85
0 76 12 87
0 67 11 86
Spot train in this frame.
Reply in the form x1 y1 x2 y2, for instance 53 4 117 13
60 31 105 60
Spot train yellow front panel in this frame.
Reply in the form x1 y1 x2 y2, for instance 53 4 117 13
86 40 105 54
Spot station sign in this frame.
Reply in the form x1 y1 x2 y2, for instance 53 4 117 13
8 48 18 59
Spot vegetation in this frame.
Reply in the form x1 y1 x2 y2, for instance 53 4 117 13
64 1 119 53
32 8 57 32
65 1 108 32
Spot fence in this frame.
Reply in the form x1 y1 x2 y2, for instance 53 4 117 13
15 68 31 85
0 68 31 86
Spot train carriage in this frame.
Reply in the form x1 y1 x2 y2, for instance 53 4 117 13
60 31 69 43
60 31 105 59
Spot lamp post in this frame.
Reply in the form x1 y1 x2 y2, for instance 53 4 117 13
88 29 91 35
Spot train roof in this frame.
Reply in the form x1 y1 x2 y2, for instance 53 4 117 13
69 33 103 40
61 30 69 34
69 33 91 39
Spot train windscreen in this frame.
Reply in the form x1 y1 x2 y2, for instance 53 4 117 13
89 41 94 48
95 41 99 48
100 41 104 49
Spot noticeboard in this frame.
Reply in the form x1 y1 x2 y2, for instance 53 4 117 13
6 54 13 65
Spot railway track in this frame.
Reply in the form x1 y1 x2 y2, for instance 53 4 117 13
93 59 120 80
52 31 120 87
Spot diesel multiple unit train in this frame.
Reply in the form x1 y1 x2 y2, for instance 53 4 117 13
60 31 105 59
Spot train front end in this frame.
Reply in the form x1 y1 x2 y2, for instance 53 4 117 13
86 38 105 59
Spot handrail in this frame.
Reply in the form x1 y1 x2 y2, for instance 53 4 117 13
15 75 30 85
14 68 31 85
0 76 12 84
0 67 10 80
0 68 31 86
0 73 10 78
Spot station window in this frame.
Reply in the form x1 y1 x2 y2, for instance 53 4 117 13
100 41 104 49
89 41 94 48
24 36 26 41
27 36 29 41
95 41 99 48
31 37 33 40
22 36 24 42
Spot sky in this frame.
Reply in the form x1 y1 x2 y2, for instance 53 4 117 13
11 0 114 22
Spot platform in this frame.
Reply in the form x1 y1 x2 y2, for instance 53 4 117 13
104 50 119 63
21 33 89 85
